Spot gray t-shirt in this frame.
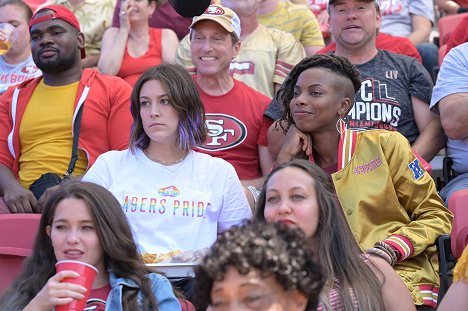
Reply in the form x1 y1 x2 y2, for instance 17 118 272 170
430 43 468 174
349 50 433 144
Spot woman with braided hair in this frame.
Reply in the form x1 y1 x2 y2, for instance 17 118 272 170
271 54 452 310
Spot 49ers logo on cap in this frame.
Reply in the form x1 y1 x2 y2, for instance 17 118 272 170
205 5 224 15
198 114 247 151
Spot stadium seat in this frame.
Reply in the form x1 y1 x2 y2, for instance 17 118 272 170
0 214 41 295
448 189 468 259
438 13 468 46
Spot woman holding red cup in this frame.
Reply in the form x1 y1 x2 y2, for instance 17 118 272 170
0 182 180 311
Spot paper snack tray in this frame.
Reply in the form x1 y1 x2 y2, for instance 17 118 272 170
146 263 196 278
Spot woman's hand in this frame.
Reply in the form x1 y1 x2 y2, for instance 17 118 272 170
23 271 87 311
119 0 132 31
276 125 312 164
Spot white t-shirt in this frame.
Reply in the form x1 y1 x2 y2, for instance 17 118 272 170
83 148 251 254
0 56 41 94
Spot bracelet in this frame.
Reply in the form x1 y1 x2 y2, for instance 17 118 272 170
374 241 398 266
366 247 394 266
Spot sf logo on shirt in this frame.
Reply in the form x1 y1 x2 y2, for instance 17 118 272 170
198 113 247 151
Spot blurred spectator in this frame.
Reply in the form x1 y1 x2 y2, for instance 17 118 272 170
379 0 439 81
436 0 468 15
194 221 323 311
112 0 191 40
257 0 325 55
0 5 133 213
0 0 41 95
38 0 116 68
430 43 468 204
188 4 274 188
98 0 178 87
319 32 423 63
176 0 305 98
291 0 331 42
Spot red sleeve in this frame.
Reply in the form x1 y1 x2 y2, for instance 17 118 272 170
0 89 14 170
106 78 133 151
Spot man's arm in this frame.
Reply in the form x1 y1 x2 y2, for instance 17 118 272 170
81 53 100 68
175 35 196 74
408 15 431 45
240 145 272 189
0 164 38 213
267 120 287 160
304 45 323 56
438 93 468 140
411 96 447 162
259 145 274 175
435 0 460 15
299 6 325 56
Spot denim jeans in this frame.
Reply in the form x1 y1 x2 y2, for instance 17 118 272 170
416 42 439 83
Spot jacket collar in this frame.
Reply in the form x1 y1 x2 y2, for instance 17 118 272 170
308 128 358 171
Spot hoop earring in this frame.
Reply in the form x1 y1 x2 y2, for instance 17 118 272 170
336 117 348 134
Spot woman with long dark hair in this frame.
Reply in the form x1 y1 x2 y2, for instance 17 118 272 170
0 182 180 310
256 159 415 310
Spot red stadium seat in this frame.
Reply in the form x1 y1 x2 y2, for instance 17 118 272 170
448 189 468 259
438 13 468 46
0 214 41 295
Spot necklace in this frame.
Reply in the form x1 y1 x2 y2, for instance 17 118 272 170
143 149 187 166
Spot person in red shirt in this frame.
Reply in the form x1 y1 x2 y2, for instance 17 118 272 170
319 32 422 63
189 4 274 189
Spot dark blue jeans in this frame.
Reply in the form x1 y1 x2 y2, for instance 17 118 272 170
416 42 439 83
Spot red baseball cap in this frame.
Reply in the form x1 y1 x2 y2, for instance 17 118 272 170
29 5 86 59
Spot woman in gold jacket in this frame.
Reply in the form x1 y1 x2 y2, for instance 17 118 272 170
275 54 453 310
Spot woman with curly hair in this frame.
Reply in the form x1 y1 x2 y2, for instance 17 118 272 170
194 221 323 311
268 53 452 310
0 181 180 310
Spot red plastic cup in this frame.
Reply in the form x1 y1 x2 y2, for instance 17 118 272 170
55 260 98 311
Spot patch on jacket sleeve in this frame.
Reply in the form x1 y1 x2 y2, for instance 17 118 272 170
408 158 424 180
